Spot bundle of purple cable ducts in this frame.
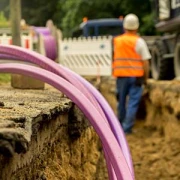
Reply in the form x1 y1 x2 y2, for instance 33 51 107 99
0 45 134 180
33 27 57 61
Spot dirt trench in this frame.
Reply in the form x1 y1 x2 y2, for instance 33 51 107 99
0 77 180 180
99 77 180 180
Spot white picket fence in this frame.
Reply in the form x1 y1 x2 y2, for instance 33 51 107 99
59 36 113 76
0 33 33 50
0 31 113 76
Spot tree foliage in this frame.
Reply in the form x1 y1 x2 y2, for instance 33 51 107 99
0 0 9 18
59 0 124 36
21 0 60 26
2 0 156 36
0 11 9 27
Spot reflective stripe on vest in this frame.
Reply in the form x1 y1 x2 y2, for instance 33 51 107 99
112 33 144 77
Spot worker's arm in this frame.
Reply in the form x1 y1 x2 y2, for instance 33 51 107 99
143 60 150 84
136 38 151 84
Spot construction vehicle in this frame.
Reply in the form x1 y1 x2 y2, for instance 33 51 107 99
71 17 124 37
150 0 180 80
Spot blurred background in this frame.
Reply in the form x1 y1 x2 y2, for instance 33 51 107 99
0 0 156 37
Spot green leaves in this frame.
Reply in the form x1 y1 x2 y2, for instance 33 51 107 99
2 0 156 36
0 11 9 27
58 0 155 36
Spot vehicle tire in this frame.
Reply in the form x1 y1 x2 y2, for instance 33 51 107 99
174 43 180 78
151 40 174 80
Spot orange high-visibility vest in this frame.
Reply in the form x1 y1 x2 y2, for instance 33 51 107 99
112 33 144 77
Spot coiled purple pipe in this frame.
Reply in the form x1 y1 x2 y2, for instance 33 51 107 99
0 63 133 180
42 35 57 61
0 53 117 179
0 46 108 124
0 45 134 178
33 27 57 60
0 50 118 179
33 27 51 36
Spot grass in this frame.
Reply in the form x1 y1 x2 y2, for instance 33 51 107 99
0 73 11 83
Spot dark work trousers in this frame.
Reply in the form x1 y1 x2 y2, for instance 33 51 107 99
116 77 143 133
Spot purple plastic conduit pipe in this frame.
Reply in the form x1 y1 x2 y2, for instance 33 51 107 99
0 53 117 180
0 45 134 178
42 35 57 60
0 46 109 124
33 27 51 36
0 63 133 180
0 52 108 129
33 27 57 60
0 56 116 180
0 54 24 60
63 67 134 177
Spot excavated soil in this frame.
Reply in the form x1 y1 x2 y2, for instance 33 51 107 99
126 121 180 180
0 78 180 180
99 77 180 180
0 81 108 180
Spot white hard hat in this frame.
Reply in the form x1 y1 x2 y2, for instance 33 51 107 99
123 14 139 30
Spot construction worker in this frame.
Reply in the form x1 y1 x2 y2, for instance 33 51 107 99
113 13 151 134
